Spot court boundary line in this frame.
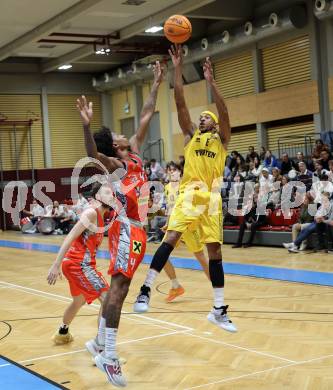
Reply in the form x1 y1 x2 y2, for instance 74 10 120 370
3 284 182 332
1 238 333 286
183 352 333 389
184 332 296 363
3 284 187 333
1 280 299 366
0 330 190 368
0 354 67 389
0 281 192 332
1 240 332 388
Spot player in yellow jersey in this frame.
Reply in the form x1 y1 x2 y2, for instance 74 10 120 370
134 45 237 333
162 163 210 302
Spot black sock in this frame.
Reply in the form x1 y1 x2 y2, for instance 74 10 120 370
59 324 69 334
150 242 174 272
209 259 225 288
141 285 151 294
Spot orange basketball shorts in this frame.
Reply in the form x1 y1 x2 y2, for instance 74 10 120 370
62 259 109 304
108 219 147 279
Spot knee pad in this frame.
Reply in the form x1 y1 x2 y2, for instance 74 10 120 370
209 259 225 287
151 242 174 272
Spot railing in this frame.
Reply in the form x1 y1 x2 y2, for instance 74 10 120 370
143 138 165 163
277 135 315 159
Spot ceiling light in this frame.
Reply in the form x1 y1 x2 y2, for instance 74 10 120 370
95 47 111 55
145 26 163 33
58 64 72 70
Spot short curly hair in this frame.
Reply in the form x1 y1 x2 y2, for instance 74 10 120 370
93 126 116 157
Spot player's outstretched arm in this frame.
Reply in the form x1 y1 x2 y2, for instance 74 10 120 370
169 44 194 145
203 57 231 150
130 61 163 154
77 96 100 158
47 208 97 285
77 96 123 171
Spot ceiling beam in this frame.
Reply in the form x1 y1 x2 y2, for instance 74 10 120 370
186 15 244 20
254 0 304 18
188 1 251 21
44 45 95 70
0 0 105 62
76 60 125 65
41 0 215 73
118 0 215 39
77 53 136 63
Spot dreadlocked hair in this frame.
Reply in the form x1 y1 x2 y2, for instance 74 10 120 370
93 126 116 157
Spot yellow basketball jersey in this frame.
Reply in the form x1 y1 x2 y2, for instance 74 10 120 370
179 129 227 192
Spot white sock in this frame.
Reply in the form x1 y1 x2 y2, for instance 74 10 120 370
171 278 181 289
105 327 118 359
60 323 68 329
213 287 224 308
97 317 106 346
144 269 159 288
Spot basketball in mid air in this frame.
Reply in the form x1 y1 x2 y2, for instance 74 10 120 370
164 15 192 44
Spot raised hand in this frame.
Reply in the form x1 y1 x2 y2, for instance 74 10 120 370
152 60 164 85
168 44 183 68
76 95 93 126
203 57 214 84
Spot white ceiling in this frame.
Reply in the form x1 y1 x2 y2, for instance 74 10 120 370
0 0 256 73
69 0 182 32
0 0 79 47
16 42 82 58
0 0 181 58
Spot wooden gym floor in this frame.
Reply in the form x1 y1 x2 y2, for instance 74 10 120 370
0 231 333 389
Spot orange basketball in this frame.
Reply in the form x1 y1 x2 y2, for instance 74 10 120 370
164 15 192 44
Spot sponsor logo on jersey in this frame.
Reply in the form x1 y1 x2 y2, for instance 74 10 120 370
194 149 216 158
133 240 142 254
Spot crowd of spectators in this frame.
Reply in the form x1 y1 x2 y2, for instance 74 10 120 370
20 154 185 238
21 193 90 235
224 140 333 251
144 158 184 243
224 141 333 204
143 155 185 182
20 140 333 251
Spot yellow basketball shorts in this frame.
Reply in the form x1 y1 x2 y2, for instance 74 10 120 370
162 222 204 253
167 190 223 244
181 227 204 253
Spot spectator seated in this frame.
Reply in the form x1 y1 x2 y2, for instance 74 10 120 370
224 208 299 232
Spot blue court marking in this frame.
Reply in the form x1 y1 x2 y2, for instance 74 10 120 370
152 255 333 287
1 239 333 287
0 356 65 389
